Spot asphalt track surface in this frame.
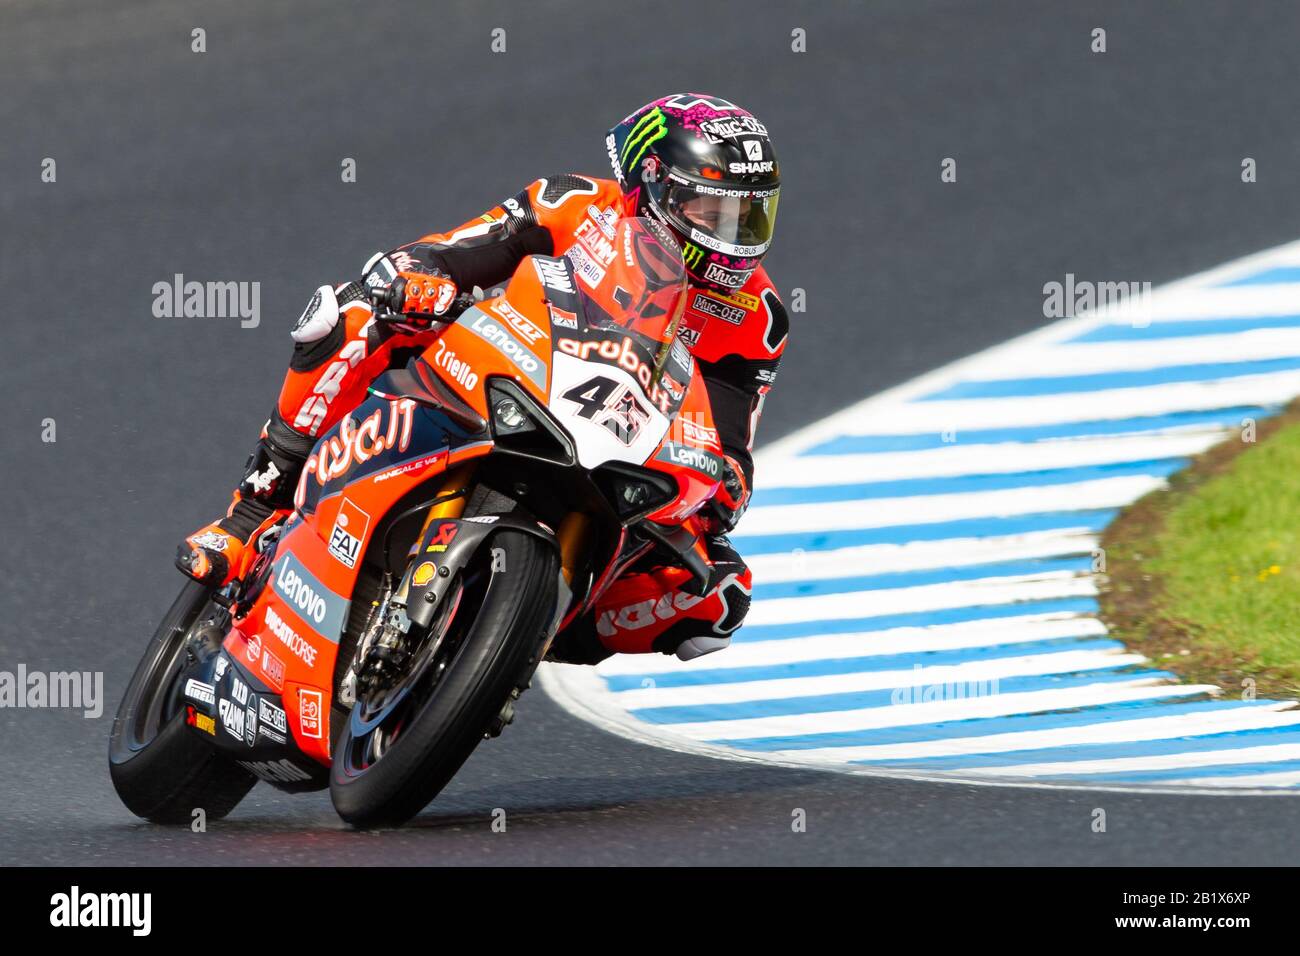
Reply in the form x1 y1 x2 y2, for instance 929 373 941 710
3 0 1300 864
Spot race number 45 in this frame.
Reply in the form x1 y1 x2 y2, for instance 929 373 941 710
562 374 651 446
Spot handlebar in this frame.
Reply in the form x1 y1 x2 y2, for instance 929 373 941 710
365 278 477 325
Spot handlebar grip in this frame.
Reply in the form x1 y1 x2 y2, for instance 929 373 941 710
365 277 405 315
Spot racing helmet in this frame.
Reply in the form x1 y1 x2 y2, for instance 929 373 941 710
607 94 780 293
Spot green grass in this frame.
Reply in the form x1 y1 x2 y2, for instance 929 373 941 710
1103 417 1300 698
1148 423 1300 683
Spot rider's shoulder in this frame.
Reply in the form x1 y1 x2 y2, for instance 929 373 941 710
687 267 787 364
523 174 621 214
743 265 780 299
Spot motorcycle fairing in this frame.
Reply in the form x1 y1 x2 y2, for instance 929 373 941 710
180 646 330 790
295 391 488 517
222 398 497 769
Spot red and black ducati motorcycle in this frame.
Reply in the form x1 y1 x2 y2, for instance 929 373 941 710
110 217 727 827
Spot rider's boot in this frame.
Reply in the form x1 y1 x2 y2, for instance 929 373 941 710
176 414 316 587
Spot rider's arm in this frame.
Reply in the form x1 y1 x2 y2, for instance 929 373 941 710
695 288 789 530
401 188 553 291
365 175 617 303
696 286 785 530
349 186 551 316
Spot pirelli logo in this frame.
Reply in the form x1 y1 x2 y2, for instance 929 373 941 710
710 288 759 311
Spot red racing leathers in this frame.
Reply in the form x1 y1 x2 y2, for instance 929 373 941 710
211 174 788 662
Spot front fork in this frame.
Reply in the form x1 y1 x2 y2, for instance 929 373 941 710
344 461 595 703
340 464 475 707
393 463 475 606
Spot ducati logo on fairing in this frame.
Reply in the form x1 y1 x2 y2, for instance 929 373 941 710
264 605 318 666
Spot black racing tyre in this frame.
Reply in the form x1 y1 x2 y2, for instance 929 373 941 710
330 530 559 828
108 580 256 824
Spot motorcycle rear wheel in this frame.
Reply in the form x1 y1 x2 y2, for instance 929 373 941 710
108 580 256 823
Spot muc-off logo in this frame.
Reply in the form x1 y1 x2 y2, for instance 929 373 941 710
259 698 288 735
703 262 747 289
699 115 769 143
692 292 745 325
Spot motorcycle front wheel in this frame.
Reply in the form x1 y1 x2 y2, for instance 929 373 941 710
329 529 559 828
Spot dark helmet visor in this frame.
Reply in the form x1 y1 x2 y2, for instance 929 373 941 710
660 177 780 259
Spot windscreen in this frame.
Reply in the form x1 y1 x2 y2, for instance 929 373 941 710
566 216 689 391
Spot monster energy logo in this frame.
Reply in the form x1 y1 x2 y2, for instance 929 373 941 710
621 108 668 171
682 242 705 269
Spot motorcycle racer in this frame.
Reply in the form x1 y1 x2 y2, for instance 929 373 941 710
177 93 787 665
